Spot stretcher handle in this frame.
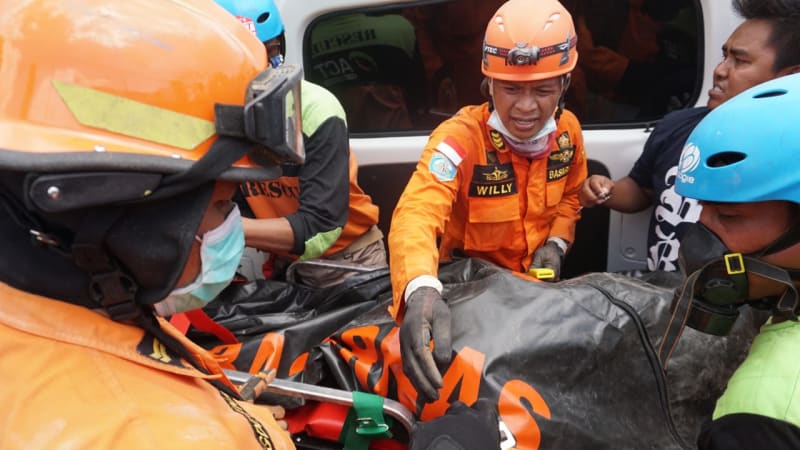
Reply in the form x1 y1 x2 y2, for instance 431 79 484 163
224 369 416 433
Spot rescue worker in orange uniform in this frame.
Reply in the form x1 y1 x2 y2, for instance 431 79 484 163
0 1 300 447
389 0 588 402
216 0 386 288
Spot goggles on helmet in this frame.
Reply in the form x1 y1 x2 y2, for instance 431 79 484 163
215 63 305 165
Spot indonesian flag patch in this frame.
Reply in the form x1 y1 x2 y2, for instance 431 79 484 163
435 136 466 166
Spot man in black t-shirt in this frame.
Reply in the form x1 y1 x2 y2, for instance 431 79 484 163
578 0 800 272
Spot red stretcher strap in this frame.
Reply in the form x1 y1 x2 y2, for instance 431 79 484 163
169 309 239 344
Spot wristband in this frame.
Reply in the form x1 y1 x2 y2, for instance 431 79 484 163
546 237 569 255
404 275 444 303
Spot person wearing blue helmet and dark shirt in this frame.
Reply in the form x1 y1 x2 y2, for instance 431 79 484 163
670 73 800 449
215 0 386 288
222 0 286 69
579 0 800 274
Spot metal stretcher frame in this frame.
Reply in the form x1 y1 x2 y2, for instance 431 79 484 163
224 369 417 434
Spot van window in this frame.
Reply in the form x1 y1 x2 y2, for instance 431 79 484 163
303 0 701 133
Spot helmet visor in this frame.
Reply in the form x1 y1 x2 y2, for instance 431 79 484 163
215 63 305 165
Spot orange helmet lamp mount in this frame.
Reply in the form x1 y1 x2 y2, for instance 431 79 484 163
483 33 576 69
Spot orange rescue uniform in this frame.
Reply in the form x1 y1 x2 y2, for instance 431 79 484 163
0 281 294 450
245 151 380 257
389 103 587 318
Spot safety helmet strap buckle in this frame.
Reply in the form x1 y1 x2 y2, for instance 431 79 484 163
71 207 141 321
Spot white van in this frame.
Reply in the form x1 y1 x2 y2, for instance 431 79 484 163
276 0 740 275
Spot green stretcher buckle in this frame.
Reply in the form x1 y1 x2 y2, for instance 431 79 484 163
355 417 390 436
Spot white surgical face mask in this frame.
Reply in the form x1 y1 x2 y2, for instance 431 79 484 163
153 204 245 316
487 111 557 159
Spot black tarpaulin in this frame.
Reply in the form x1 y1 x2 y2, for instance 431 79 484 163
195 258 764 449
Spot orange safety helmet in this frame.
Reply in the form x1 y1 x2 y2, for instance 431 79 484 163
0 0 298 182
481 0 578 82
0 0 305 319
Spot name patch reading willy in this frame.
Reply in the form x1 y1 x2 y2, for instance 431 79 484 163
469 163 518 197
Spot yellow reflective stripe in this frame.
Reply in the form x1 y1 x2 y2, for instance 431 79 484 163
149 339 172 364
53 80 216 150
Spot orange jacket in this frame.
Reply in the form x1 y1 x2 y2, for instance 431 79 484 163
388 104 587 318
0 281 294 450
245 151 380 257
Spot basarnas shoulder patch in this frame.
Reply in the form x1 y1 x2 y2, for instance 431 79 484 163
429 152 457 182
556 131 573 150
548 132 576 182
430 136 466 182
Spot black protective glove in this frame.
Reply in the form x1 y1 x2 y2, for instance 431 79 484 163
410 399 501 450
400 286 452 403
530 240 566 281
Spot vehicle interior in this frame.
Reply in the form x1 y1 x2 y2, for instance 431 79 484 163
302 0 702 276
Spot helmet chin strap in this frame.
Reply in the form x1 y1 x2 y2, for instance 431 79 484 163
71 205 140 321
742 258 800 317
555 74 571 121
657 260 713 370
745 218 800 316
753 220 800 257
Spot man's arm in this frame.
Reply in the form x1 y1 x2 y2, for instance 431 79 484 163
389 128 469 402
388 130 466 319
242 216 295 254
580 110 709 214
243 82 351 260
579 175 653 213
548 111 588 245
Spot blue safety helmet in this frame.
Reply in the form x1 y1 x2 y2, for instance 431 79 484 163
215 0 286 67
215 0 284 42
676 73 800 204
